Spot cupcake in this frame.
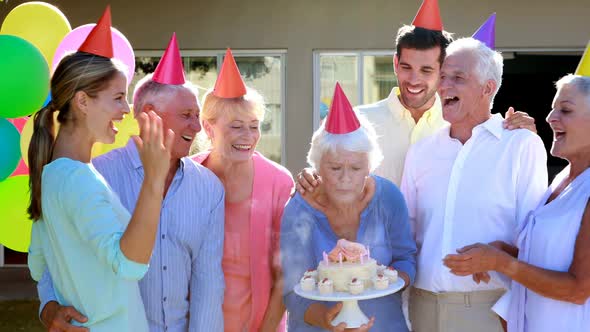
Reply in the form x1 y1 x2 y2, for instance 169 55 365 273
348 277 364 295
319 278 334 295
373 274 389 290
300 275 316 292
304 269 318 281
384 267 398 282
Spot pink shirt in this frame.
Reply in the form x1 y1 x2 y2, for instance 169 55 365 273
192 151 294 332
223 197 253 332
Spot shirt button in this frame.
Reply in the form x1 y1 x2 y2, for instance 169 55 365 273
163 297 167 302
162 234 166 239
163 265 167 271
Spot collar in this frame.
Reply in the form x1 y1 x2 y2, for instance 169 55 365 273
386 87 442 125
476 113 504 140
191 150 262 167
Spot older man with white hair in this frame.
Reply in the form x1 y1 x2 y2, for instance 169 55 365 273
400 38 548 332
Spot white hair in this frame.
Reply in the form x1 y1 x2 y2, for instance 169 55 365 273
307 113 383 172
556 74 590 104
446 37 504 107
132 73 200 117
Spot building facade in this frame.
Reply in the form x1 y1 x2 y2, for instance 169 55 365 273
0 0 587 266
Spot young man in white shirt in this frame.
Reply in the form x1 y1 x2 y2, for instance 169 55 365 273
400 37 548 332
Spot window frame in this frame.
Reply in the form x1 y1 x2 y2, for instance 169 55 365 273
135 49 288 165
313 50 394 130
0 245 27 267
312 47 586 131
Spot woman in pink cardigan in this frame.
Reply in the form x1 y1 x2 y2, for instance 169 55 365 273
191 49 294 332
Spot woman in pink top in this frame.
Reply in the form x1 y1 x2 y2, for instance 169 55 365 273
191 49 294 332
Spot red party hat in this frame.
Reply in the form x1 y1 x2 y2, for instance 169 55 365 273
325 83 361 134
153 33 186 84
213 48 247 98
78 6 114 58
412 0 443 31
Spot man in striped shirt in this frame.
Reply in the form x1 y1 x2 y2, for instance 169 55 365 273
37 73 226 332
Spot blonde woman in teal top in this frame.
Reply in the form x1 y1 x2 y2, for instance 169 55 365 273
26 49 174 331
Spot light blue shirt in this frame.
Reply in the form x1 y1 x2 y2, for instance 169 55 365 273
37 141 226 332
281 175 417 332
29 158 149 332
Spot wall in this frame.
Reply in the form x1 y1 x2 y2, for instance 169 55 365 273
2 0 588 172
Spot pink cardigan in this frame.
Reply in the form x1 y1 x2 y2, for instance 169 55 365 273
191 151 294 331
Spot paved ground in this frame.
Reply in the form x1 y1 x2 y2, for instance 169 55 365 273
0 268 43 331
0 300 44 332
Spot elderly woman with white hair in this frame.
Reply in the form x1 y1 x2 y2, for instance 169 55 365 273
281 84 417 332
443 73 590 332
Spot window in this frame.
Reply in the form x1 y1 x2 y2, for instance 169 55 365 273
313 51 397 129
133 50 286 164
0 246 27 266
1 51 287 267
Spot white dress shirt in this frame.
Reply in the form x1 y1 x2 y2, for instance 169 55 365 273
401 114 547 296
357 87 446 186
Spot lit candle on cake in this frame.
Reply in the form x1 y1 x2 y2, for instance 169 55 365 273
338 252 343 267
323 251 328 264
367 245 371 260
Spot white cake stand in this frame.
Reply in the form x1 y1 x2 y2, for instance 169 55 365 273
294 278 405 328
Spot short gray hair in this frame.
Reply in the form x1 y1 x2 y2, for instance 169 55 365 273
132 73 199 116
556 74 590 103
307 113 383 172
446 38 504 107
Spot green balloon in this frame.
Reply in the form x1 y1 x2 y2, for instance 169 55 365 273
0 175 33 253
0 118 21 181
0 35 50 118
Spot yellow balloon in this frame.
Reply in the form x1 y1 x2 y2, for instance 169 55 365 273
0 176 33 252
575 41 590 77
0 2 71 66
93 112 139 156
20 116 34 166
20 114 105 166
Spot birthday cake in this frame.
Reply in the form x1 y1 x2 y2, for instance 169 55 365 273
300 239 400 294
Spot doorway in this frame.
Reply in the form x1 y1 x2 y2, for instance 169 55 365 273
494 53 580 180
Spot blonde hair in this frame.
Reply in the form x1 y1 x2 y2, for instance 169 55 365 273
201 87 265 123
194 87 265 152
27 52 127 221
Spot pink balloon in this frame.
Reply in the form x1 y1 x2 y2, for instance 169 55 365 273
11 159 29 177
51 24 135 82
8 117 27 132
8 117 29 176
